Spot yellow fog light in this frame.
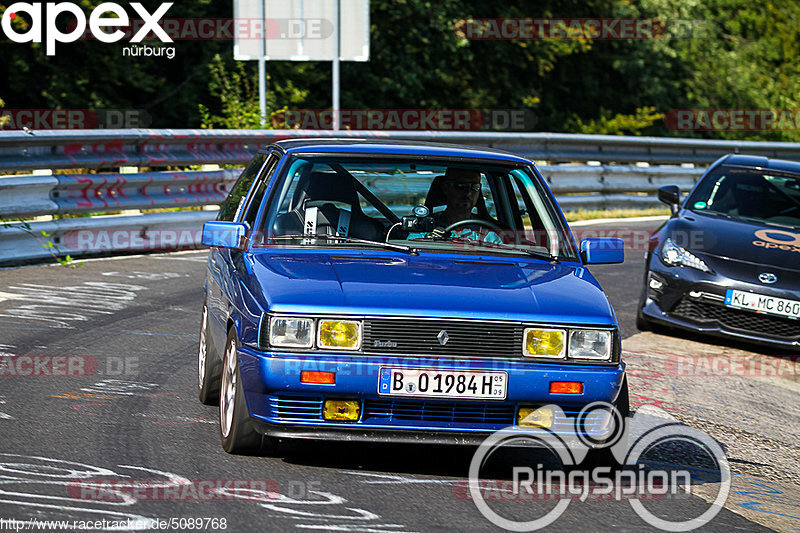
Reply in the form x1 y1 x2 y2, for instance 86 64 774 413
517 406 554 428
323 400 361 421
523 328 566 358
318 320 361 350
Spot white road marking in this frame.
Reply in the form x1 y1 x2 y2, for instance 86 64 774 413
343 472 455 485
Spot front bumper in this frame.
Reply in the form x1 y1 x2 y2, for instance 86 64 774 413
237 348 626 443
641 261 800 351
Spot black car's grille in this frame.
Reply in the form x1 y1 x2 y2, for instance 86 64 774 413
362 319 523 358
670 298 800 340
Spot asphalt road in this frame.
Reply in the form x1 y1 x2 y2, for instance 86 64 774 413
0 218 797 532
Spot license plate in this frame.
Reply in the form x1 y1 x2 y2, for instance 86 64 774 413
725 289 800 320
378 367 507 400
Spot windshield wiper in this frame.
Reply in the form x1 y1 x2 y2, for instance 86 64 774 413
699 210 737 220
702 209 800 229
429 237 559 262
267 234 418 255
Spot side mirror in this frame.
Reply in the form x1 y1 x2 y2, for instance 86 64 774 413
202 221 247 249
658 185 681 215
580 237 624 264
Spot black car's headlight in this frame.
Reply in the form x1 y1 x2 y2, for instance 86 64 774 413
660 238 712 273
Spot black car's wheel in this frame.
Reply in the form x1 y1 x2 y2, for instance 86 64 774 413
636 269 653 332
219 327 273 454
198 302 222 405
636 308 652 332
583 376 630 469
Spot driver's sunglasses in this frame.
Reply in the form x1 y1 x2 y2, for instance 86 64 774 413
444 181 481 192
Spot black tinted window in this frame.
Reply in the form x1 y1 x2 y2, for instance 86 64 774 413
217 153 268 222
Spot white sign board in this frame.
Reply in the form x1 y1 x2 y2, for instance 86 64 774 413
234 0 370 61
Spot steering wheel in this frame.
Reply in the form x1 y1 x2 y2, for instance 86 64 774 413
443 218 503 238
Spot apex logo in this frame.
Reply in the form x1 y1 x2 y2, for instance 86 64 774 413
1 2 173 56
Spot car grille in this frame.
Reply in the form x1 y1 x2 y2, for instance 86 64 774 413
270 395 324 421
670 298 800 340
269 395 609 434
363 399 516 425
362 318 523 358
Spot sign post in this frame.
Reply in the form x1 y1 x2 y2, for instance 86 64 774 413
233 0 370 129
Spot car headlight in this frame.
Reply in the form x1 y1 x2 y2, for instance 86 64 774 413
317 320 361 350
568 330 612 360
660 238 711 272
269 317 314 348
523 328 566 358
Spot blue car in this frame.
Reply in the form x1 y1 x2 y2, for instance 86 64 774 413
198 139 627 454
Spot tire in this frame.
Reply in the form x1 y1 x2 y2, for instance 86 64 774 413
219 327 273 454
198 302 222 405
636 310 652 332
584 376 630 469
635 274 652 332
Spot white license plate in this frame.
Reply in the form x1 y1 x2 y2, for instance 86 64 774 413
378 367 507 400
725 289 800 320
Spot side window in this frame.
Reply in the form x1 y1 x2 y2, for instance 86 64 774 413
242 154 280 230
510 176 549 250
217 153 268 222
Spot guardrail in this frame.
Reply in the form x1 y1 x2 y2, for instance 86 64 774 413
1 128 795 265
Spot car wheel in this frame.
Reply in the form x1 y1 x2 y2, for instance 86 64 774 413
635 278 652 332
584 376 629 470
636 310 652 331
198 302 222 405
219 327 273 454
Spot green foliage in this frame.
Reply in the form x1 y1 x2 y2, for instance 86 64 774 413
200 55 263 129
570 106 665 135
0 219 81 267
0 0 799 140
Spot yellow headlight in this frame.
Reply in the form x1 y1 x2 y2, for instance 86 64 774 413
317 320 361 349
517 406 554 428
523 328 566 358
323 400 360 421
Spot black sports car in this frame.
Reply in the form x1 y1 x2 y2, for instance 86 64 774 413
637 154 800 351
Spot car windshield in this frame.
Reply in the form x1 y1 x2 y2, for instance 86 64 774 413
688 166 800 228
255 155 578 261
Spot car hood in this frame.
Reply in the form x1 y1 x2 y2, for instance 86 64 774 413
247 251 615 326
669 211 800 272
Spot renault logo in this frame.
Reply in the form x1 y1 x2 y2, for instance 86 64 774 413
758 272 778 284
437 330 450 346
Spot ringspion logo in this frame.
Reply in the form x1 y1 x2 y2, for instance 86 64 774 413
1 2 173 55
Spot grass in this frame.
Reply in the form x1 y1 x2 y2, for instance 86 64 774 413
563 207 669 222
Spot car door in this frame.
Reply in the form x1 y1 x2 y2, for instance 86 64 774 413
206 152 275 352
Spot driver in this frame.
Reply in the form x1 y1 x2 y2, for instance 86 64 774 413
410 168 502 243
437 168 484 227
